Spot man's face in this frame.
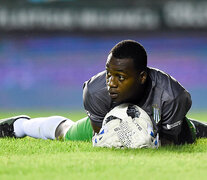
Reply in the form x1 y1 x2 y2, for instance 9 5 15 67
106 54 145 104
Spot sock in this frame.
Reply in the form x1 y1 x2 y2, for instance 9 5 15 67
64 117 93 141
14 116 68 139
13 118 29 138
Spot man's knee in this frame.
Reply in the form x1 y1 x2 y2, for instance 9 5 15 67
55 119 75 140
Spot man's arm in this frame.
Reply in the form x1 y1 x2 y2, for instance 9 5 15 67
90 120 101 133
160 90 192 144
83 74 111 133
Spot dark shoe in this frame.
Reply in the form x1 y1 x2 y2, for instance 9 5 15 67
0 115 30 138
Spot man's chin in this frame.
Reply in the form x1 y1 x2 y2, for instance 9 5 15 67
112 99 126 105
112 99 135 106
111 98 121 105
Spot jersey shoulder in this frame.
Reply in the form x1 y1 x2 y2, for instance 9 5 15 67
83 71 111 126
83 71 106 94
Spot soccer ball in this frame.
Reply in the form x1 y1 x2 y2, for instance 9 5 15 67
93 103 157 149
103 103 152 128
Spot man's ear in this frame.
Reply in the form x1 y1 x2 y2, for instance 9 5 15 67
139 71 147 84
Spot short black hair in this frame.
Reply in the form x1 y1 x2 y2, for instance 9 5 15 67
110 40 147 71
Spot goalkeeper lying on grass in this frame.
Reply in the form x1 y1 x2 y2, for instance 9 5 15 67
0 40 207 148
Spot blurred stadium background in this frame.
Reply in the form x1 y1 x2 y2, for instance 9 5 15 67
0 0 207 113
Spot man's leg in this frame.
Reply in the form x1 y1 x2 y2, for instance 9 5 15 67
57 117 93 141
178 117 207 144
15 116 74 140
1 115 93 141
0 115 73 140
188 118 207 138
176 117 196 144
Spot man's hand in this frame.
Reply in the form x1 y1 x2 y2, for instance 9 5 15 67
91 121 101 133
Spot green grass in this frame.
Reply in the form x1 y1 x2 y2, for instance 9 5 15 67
0 111 207 180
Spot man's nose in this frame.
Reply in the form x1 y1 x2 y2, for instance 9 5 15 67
108 76 118 88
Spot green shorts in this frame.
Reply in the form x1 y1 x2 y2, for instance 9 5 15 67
64 117 93 141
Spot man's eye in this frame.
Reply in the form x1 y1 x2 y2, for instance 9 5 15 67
119 75 125 81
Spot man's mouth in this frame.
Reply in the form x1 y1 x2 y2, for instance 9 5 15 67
109 93 118 99
109 90 119 99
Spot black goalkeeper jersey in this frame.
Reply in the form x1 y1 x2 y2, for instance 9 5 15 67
83 67 192 142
